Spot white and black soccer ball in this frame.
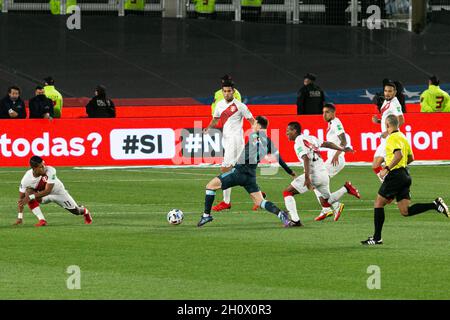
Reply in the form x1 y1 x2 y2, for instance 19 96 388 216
167 209 184 225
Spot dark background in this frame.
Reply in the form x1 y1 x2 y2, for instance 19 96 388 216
0 13 449 99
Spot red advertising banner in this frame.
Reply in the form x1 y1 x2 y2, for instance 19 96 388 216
0 113 449 167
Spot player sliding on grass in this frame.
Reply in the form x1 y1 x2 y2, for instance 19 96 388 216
198 116 296 227
14 156 92 227
282 122 361 227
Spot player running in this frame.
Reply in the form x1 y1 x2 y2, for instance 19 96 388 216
203 79 255 212
15 156 92 227
282 122 361 227
314 103 350 221
198 116 295 227
361 115 449 245
372 82 405 182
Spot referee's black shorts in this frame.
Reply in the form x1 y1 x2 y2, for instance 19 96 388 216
378 167 412 201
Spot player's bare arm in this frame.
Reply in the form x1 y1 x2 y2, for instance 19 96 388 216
321 141 354 153
15 192 26 225
247 117 256 126
407 154 414 165
19 183 54 206
398 114 405 127
331 133 347 166
302 155 313 190
372 115 381 124
203 117 220 134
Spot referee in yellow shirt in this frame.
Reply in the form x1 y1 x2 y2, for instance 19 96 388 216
362 114 449 245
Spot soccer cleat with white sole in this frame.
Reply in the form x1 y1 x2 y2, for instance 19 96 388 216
434 198 449 218
333 203 345 222
361 236 383 245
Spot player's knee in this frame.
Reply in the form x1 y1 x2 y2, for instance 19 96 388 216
283 190 293 198
28 200 39 210
399 208 409 217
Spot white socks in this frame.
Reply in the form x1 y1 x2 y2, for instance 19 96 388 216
284 195 300 222
31 207 46 221
223 188 231 204
328 187 347 205
313 188 325 209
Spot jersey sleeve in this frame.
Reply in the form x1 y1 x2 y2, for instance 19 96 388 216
239 102 253 119
387 135 403 153
392 99 404 116
46 167 57 184
213 103 221 118
334 119 345 136
295 139 307 161
19 176 27 193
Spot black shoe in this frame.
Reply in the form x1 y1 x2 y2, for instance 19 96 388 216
434 197 449 218
361 236 383 245
288 220 304 227
197 215 214 227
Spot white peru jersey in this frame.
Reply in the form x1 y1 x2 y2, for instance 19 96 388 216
294 134 327 175
213 98 253 139
19 166 66 195
326 117 346 159
380 97 403 133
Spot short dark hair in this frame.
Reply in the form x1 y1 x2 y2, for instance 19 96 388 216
429 75 440 86
35 85 44 90
29 156 43 168
8 86 20 94
288 121 301 134
222 80 234 88
304 73 316 81
384 82 397 91
256 116 268 129
323 103 336 112
44 76 54 85
221 74 232 82
96 85 106 97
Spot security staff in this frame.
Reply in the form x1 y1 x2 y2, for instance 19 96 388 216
43 76 63 118
49 0 77 14
241 0 262 21
0 86 27 119
124 0 145 11
211 75 242 115
420 75 450 113
29 86 54 119
361 114 449 245
193 0 215 18
85 85 116 118
296 73 325 115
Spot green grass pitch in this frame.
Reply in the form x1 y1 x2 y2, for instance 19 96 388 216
0 165 449 299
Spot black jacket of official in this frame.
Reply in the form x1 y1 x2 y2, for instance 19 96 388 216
86 96 116 118
28 94 54 118
296 83 325 115
0 95 27 119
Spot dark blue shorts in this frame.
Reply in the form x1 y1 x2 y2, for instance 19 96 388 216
218 168 260 194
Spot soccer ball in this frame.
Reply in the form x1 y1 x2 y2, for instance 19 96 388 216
167 209 184 225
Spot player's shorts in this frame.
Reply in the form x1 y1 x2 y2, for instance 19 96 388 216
325 154 345 178
378 167 411 201
374 138 386 159
222 135 244 168
41 191 78 210
290 171 331 199
218 167 260 194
